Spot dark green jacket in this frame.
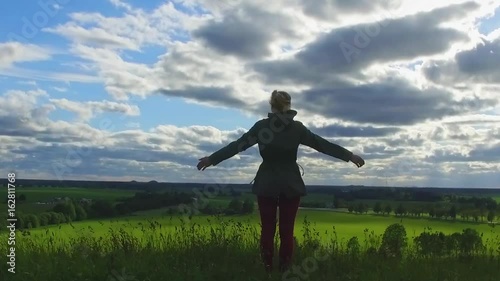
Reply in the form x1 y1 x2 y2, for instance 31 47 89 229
208 110 353 198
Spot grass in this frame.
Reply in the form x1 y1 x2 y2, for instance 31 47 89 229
1 213 499 281
2 187 499 280
12 209 499 249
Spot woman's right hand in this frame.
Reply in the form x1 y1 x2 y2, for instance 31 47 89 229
197 157 212 171
350 154 365 168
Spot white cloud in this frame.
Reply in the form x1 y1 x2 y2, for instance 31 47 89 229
50 98 140 121
1 0 499 187
53 87 67 92
0 66 101 83
0 42 52 68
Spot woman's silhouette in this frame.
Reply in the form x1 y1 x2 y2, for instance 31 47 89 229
197 90 365 273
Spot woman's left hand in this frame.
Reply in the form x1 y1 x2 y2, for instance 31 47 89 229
197 157 212 171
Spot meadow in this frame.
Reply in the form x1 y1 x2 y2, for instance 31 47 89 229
1 186 499 280
14 209 500 246
0 186 138 213
2 212 499 281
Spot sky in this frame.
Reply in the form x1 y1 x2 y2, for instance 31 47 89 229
0 0 499 188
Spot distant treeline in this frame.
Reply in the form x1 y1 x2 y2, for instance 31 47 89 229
345 197 498 224
5 179 500 197
335 189 443 201
2 190 255 231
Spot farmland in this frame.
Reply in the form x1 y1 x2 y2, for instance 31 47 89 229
1 184 499 280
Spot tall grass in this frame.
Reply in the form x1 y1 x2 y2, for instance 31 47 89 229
1 216 499 281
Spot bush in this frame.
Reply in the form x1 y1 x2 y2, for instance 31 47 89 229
38 213 51 226
414 231 448 256
225 199 242 215
458 228 485 256
241 199 255 214
25 214 40 229
75 204 88 220
347 236 361 257
201 203 223 215
379 223 407 258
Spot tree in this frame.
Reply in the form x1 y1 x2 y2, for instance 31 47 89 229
75 204 87 221
395 204 406 217
38 213 51 226
48 212 62 224
428 206 435 218
226 199 242 215
348 205 354 213
333 196 340 209
384 204 392 216
356 202 366 214
19 194 27 202
242 199 255 214
487 211 495 224
53 201 77 221
25 214 40 229
90 200 116 218
16 214 25 229
449 205 457 220
373 202 382 215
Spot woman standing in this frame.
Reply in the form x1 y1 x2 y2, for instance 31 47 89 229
197 90 365 272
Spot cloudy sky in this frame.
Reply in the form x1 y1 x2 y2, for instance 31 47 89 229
1 0 499 188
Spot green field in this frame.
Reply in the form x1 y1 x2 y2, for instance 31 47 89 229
1 187 137 213
4 209 500 281
16 209 499 249
2 187 499 281
3 187 498 246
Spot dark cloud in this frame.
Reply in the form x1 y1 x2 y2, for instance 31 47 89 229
308 123 400 137
192 4 296 59
300 0 401 20
251 2 475 85
11 144 198 170
361 144 405 160
296 81 495 125
456 39 500 74
385 132 425 147
157 86 246 108
0 116 35 137
425 143 500 162
467 144 500 162
423 37 500 84
193 16 270 59
0 115 90 143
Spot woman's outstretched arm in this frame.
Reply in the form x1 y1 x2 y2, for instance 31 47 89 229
298 122 364 167
197 121 260 170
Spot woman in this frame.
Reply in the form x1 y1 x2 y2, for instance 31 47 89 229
197 90 365 273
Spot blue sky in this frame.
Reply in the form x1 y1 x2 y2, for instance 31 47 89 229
0 0 499 187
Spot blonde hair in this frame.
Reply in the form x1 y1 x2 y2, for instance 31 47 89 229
269 90 291 112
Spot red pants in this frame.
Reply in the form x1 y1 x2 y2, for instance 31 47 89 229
257 193 300 272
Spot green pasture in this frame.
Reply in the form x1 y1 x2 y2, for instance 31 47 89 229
14 209 499 249
0 187 137 213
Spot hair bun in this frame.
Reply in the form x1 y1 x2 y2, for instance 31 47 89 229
270 90 291 112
